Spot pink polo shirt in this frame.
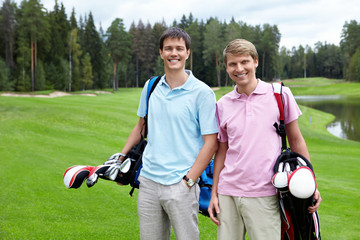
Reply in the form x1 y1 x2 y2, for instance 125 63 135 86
216 80 301 197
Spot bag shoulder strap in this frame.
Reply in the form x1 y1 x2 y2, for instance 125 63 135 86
272 82 288 151
146 76 161 113
144 76 161 138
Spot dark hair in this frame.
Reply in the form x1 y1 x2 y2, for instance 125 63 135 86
159 27 191 50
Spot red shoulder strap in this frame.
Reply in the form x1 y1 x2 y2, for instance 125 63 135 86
272 82 284 121
272 82 287 150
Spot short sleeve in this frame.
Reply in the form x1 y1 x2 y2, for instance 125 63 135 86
282 86 302 124
216 101 228 142
198 90 219 135
137 80 150 118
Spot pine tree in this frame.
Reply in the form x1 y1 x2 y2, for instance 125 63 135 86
17 0 50 91
203 18 224 87
349 48 360 82
1 0 17 69
81 52 93 90
129 20 146 87
69 7 77 30
0 57 13 90
15 25 31 91
185 20 203 75
106 18 131 90
259 24 280 81
341 20 360 81
143 23 155 80
47 0 70 90
83 12 105 89
68 28 82 91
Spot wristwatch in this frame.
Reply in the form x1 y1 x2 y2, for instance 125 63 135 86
183 175 195 187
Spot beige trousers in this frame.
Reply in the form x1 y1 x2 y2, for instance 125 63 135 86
137 175 200 240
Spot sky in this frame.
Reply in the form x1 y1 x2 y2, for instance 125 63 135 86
12 0 360 49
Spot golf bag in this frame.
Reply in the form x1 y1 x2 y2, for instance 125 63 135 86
124 137 147 196
198 159 214 216
272 82 321 240
63 147 145 190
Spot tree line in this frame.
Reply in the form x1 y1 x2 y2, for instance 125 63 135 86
1 0 360 92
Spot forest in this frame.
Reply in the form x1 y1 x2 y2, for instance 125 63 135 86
1 0 360 92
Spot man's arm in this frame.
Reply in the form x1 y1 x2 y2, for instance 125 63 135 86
208 141 227 225
185 133 218 184
118 117 145 161
285 119 310 160
286 119 322 213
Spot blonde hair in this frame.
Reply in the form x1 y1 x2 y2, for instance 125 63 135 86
223 39 258 64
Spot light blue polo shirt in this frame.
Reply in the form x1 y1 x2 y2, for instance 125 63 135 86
137 70 218 185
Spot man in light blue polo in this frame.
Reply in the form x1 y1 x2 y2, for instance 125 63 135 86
118 27 218 240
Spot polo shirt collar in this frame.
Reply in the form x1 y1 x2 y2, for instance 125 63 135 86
160 70 194 91
230 79 267 99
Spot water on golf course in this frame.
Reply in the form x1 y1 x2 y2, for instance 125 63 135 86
296 95 360 142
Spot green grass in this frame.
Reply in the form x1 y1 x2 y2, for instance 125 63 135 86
282 77 360 96
1 78 360 239
282 77 341 86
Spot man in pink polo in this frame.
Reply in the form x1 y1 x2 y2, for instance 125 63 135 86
208 39 321 240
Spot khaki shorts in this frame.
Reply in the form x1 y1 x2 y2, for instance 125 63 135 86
217 194 280 240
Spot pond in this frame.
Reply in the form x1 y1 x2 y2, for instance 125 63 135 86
295 95 360 142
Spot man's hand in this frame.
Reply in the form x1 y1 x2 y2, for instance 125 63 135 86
208 195 221 225
308 189 322 213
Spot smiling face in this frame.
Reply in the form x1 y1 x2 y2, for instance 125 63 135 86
225 54 258 90
159 37 190 72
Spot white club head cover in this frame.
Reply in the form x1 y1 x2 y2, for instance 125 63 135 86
64 165 93 188
288 166 316 199
272 171 289 190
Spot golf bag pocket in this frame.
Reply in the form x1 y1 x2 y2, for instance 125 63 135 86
199 185 212 215
198 159 214 216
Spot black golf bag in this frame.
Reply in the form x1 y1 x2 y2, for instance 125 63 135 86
272 82 321 240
